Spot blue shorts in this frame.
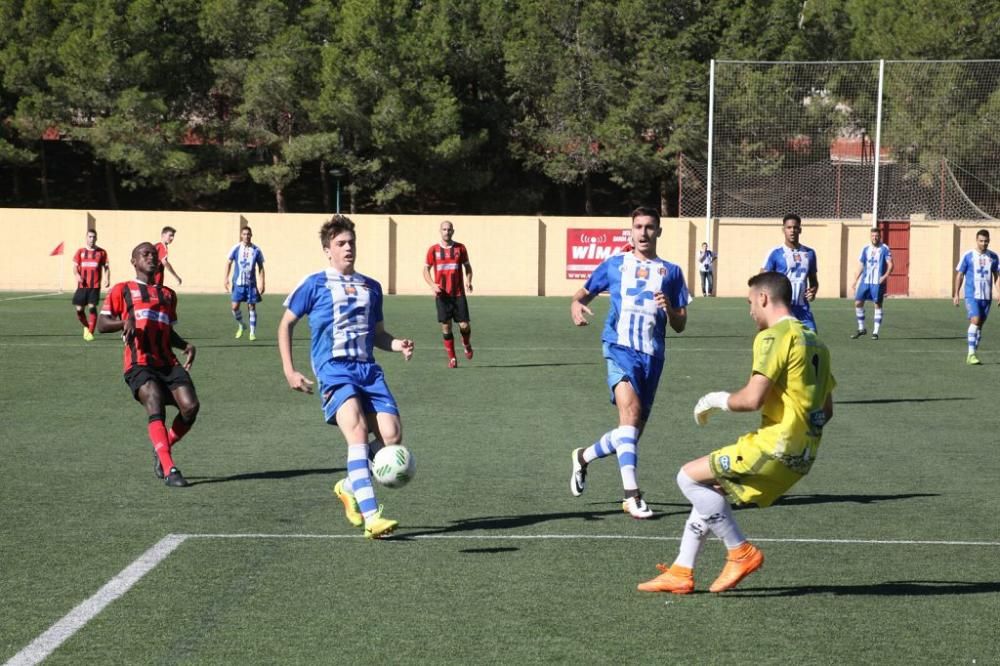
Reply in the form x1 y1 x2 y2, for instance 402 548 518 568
854 283 886 304
232 285 261 304
603 343 664 422
317 360 400 425
791 303 817 332
965 298 992 321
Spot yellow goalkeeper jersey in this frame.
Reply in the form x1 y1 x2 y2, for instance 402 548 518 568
751 316 836 472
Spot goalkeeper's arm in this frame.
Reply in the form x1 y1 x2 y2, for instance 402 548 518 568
694 373 772 425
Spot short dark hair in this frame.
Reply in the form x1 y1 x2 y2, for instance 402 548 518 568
241 225 252 233
631 206 660 226
161 226 177 234
131 241 155 259
320 214 355 247
977 229 990 239
782 214 801 226
748 271 792 306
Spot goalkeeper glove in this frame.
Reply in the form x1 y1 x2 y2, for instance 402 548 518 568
693 391 731 425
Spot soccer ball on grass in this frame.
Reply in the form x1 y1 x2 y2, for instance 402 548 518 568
371 445 415 488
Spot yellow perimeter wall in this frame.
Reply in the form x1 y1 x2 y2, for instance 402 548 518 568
1 208 994 299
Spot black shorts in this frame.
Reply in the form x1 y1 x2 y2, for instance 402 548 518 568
72 288 101 306
436 294 470 323
124 365 194 404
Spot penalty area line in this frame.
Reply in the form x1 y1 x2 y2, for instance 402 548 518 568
4 534 188 666
0 292 62 302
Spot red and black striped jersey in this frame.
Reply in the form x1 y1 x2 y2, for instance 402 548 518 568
101 281 180 371
73 247 109 288
425 242 470 296
153 242 168 286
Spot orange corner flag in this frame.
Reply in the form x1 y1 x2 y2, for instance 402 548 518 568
49 242 65 256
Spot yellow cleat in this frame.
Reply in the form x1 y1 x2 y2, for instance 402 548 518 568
637 563 694 594
333 479 364 527
364 507 398 539
709 543 764 593
82 328 94 342
967 353 982 365
249 332 257 341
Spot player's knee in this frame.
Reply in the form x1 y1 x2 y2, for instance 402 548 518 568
180 400 200 423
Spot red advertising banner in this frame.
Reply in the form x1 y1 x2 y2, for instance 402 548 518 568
566 228 631 279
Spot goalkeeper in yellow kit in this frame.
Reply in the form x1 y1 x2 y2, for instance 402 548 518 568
639 271 835 594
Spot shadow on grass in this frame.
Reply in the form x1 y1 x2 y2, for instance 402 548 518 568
724 580 1000 597
773 492 938 506
399 501 691 538
459 547 520 554
187 467 343 485
837 397 968 405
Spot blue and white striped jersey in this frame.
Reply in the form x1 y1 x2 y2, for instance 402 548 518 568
762 245 818 307
227 243 264 287
583 253 689 359
956 250 1000 300
283 269 384 370
858 243 892 285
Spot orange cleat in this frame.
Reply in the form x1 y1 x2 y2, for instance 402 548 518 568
637 564 694 594
709 542 764 593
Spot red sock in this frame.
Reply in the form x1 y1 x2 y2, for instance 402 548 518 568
87 311 97 333
148 418 175 472
76 310 88 327
167 415 192 447
443 336 456 359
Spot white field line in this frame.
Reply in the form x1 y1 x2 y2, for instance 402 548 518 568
183 532 1000 546
4 534 188 666
0 292 62 302
8 530 998 664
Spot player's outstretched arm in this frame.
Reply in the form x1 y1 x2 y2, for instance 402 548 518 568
694 373 772 425
374 322 414 360
278 308 313 393
165 259 182 286
570 288 595 326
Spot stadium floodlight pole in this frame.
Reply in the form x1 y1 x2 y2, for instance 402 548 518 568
705 59 716 247
872 59 885 227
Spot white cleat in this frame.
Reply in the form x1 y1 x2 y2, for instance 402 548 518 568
622 494 654 519
570 448 587 497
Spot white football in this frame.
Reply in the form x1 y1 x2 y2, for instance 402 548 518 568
371 445 415 488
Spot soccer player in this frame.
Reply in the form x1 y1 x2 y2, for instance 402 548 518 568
953 229 1000 365
278 215 415 539
697 242 716 297
569 206 689 519
224 225 266 340
638 271 835 594
423 220 474 368
851 227 893 340
71 230 110 341
97 242 199 488
153 226 182 287
762 213 819 331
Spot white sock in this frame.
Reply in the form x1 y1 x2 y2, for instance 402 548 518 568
582 432 615 463
613 426 640 492
855 307 865 330
347 443 379 519
873 308 883 334
676 469 745 549
968 324 980 353
674 508 709 568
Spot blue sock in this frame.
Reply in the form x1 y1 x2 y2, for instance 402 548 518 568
613 426 640 493
582 432 615 464
249 309 257 334
347 443 378 518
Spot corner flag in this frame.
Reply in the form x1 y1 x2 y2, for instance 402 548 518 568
49 242 65 256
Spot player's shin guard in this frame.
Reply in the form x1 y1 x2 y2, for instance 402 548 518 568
460 327 471 347
249 309 257 334
76 310 88 327
347 443 379 519
442 333 456 359
148 416 176 474
612 426 640 493
232 308 244 325
167 414 193 447
855 307 865 330
87 309 98 333
873 308 883 334
676 469 746 548
582 432 615 463
675 509 709 569
968 324 980 353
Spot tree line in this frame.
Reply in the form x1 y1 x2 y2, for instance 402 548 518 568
1 0 997 215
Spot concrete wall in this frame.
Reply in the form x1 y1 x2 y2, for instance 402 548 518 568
1 207 995 298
